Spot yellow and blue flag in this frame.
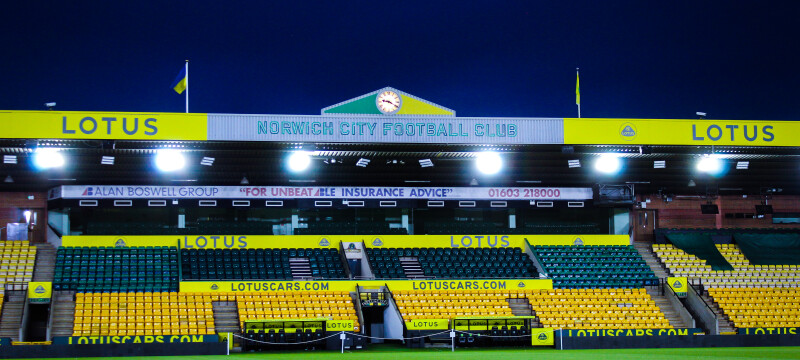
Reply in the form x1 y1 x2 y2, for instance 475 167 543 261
575 70 580 105
172 66 187 94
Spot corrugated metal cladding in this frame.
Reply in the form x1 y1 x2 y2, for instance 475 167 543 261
207 114 564 144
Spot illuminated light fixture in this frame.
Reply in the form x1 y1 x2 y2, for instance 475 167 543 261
475 151 502 175
101 156 115 165
24 210 32 223
653 160 666 169
419 159 434 168
33 148 65 170
356 158 371 167
688 179 696 187
200 157 215 166
696 155 723 175
4 155 17 164
568 159 581 168
594 154 622 175
4 175 12 183
287 151 312 173
240 176 249 185
154 149 186 172
736 161 749 170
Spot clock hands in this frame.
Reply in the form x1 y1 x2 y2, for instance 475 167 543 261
381 99 398 107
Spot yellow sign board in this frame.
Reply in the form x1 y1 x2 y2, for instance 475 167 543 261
0 111 207 140
405 319 449 330
325 320 354 332
531 328 554 346
64 234 627 249
525 235 629 246
564 118 799 147
28 282 52 303
667 277 688 296
179 279 551 293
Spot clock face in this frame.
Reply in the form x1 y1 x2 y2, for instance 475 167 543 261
376 91 401 114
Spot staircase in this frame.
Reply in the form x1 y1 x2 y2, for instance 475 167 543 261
700 290 737 334
33 243 57 282
646 288 689 329
399 257 425 278
50 291 76 338
634 241 671 278
0 291 26 341
212 301 240 334
507 298 541 327
290 258 312 279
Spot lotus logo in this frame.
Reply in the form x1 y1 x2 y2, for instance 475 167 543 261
372 238 383 246
319 238 330 246
517 282 526 288
347 243 356 250
35 285 46 294
114 238 127 248
672 280 683 289
538 333 548 341
619 122 638 141
573 237 584 246
210 284 219 290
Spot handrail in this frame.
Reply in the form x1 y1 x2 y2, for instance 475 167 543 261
663 281 696 328
688 284 719 334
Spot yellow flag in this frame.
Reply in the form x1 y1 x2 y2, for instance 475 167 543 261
575 71 580 105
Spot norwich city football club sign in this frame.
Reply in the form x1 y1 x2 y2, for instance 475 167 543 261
667 277 687 297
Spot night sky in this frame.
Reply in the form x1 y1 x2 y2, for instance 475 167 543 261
1 1 798 120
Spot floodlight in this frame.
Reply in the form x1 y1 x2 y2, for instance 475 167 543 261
33 149 65 169
155 149 186 172
287 151 312 172
594 154 622 175
475 152 502 175
696 155 723 175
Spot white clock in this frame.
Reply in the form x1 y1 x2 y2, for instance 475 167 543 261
376 90 401 114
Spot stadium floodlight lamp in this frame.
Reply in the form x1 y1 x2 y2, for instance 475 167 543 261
475 151 502 175
696 155 723 175
287 151 312 173
154 149 186 172
33 148 65 170
594 154 622 175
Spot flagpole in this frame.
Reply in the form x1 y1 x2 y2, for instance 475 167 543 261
185 60 189 113
576 67 581 118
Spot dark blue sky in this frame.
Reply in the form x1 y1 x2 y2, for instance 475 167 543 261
1 1 798 119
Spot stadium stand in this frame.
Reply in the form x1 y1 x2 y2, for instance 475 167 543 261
236 291 360 332
531 245 658 288
0 240 36 287
366 247 538 279
181 248 347 280
530 288 671 329
73 292 215 336
708 287 800 328
393 289 517 320
653 243 800 287
53 246 179 292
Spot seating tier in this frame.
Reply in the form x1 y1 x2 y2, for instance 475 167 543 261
236 291 360 332
0 241 36 286
181 248 346 280
531 288 671 329
532 245 657 288
709 287 800 328
73 292 214 336
54 247 179 292
367 247 537 279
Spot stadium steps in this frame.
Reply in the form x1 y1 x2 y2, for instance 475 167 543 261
399 257 425 279
0 291 26 341
700 291 737 334
212 301 241 334
634 241 671 278
32 242 57 282
645 287 690 329
506 299 541 327
290 258 313 279
50 291 76 338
